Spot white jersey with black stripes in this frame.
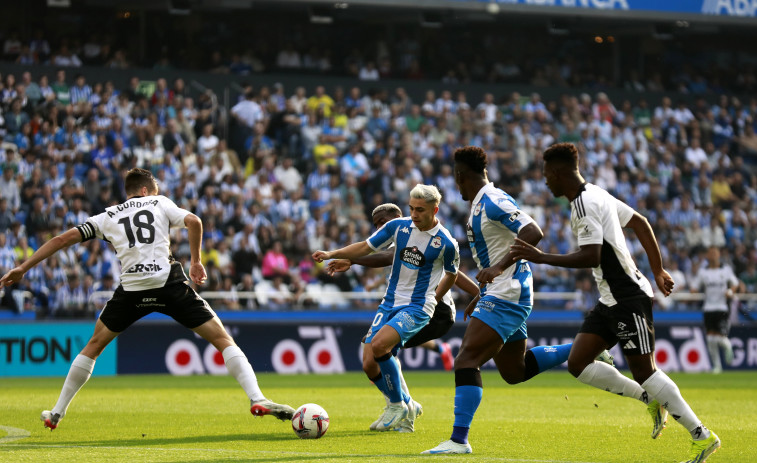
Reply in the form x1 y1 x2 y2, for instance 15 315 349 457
77 195 190 291
570 183 653 306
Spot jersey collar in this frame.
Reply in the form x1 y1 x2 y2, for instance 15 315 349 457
410 218 442 235
471 182 495 205
570 182 588 203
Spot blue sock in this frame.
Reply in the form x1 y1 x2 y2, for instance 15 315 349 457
529 343 572 373
376 354 403 403
451 385 482 444
389 356 411 403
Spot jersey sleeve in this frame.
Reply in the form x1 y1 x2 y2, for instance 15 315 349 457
485 196 534 234
574 197 604 246
615 198 635 227
443 238 460 275
160 196 191 228
76 212 107 242
367 218 400 251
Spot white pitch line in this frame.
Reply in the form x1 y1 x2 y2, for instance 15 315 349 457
0 426 31 444
0 442 597 462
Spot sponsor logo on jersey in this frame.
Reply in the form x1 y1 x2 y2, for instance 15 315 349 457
125 262 163 273
508 210 521 222
400 226 410 234
430 236 442 248
618 322 626 330
400 246 426 269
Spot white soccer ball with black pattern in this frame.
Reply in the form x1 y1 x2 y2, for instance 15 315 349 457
291 403 329 439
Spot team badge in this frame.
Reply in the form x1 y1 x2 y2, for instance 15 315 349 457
430 236 442 248
473 203 482 216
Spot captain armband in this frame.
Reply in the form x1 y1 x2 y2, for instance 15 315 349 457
76 222 97 242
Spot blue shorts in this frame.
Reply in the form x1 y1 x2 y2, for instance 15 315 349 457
364 304 431 347
471 295 531 343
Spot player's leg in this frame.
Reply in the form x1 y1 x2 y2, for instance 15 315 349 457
43 287 143 431
176 282 293 421
632 354 721 461
494 319 572 384
192 315 294 421
42 318 119 430
370 324 409 430
422 318 498 454
403 300 455 370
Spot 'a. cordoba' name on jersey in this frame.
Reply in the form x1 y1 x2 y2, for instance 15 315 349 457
77 195 190 291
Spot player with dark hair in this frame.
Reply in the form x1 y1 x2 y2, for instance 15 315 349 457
327 202 480 431
511 142 720 462
424 146 604 455
0 168 295 430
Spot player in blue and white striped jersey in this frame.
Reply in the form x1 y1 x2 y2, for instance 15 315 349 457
313 184 459 432
424 146 582 456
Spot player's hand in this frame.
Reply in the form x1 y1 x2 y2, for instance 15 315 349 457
510 238 543 263
655 269 674 297
476 266 502 286
312 250 331 263
189 261 207 286
463 295 480 321
326 259 351 276
0 267 25 288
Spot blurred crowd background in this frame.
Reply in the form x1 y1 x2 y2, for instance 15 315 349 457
1 2 756 317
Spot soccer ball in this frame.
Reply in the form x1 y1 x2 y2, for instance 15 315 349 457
291 403 329 439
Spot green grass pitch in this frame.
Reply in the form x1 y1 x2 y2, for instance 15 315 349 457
1 371 755 462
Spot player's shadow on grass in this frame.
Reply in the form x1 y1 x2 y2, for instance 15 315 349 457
87 433 294 446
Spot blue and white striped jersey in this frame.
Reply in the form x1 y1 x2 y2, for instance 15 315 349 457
367 217 459 315
466 183 535 305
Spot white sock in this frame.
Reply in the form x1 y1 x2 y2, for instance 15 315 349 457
717 335 734 365
223 346 265 402
706 335 722 371
641 369 710 440
576 361 648 403
52 354 96 417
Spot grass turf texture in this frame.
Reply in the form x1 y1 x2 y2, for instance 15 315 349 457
1 371 755 463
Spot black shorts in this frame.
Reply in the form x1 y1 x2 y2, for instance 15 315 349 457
361 300 455 348
404 300 455 348
99 282 215 333
704 311 730 336
579 297 655 356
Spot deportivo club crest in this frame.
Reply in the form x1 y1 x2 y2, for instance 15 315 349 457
474 203 482 216
430 236 442 248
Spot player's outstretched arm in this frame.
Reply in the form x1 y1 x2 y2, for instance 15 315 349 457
511 238 602 269
476 223 543 285
454 271 480 297
312 241 372 263
184 213 207 286
326 250 394 275
0 228 82 288
624 213 674 296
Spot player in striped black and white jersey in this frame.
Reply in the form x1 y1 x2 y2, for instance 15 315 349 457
690 246 744 373
511 143 720 463
0 168 294 431
313 184 460 433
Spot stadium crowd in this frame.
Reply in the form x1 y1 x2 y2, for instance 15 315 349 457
0 66 756 317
